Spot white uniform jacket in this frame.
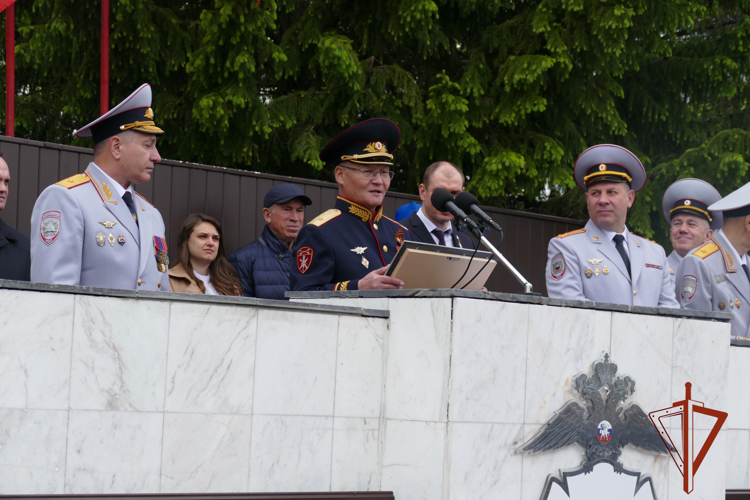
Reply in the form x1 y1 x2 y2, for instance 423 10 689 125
30 163 169 291
667 250 683 290
546 220 679 308
675 231 750 338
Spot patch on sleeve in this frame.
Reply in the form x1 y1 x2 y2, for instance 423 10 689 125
551 253 566 280
297 246 313 274
40 210 62 245
680 275 698 302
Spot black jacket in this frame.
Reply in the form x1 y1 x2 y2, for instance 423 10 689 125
228 225 294 300
398 212 476 249
0 217 31 281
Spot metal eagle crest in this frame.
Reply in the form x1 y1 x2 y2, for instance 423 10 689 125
522 353 672 474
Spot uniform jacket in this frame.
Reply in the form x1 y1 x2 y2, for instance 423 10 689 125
290 197 411 292
398 212 476 249
546 219 679 308
675 231 750 338
667 250 682 289
30 163 169 291
228 225 294 300
168 262 203 294
0 217 31 281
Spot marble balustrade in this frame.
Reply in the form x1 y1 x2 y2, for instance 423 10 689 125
0 281 742 500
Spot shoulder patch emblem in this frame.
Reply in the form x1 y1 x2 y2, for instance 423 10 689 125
692 242 719 259
551 252 566 280
680 274 698 302
40 210 61 245
308 209 341 227
557 228 586 239
55 174 90 189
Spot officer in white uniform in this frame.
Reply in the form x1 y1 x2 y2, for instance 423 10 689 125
661 178 722 288
546 144 679 308
30 84 169 291
675 181 750 338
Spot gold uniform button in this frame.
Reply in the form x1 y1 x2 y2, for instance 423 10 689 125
373 223 379 230
383 245 388 252
158 281 162 288
633 290 637 296
138 279 142 286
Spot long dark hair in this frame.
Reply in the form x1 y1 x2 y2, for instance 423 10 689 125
175 213 242 296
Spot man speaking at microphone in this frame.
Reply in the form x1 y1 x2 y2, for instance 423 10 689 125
398 161 475 248
545 144 678 307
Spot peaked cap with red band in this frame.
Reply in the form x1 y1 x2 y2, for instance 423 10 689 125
574 144 646 192
319 118 401 166
75 83 165 143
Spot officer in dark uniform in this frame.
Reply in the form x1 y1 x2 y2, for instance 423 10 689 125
0 155 31 281
290 118 411 291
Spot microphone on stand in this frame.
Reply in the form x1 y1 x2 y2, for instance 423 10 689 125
455 192 503 233
430 188 483 239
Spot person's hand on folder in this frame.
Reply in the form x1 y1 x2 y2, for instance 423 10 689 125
359 266 404 290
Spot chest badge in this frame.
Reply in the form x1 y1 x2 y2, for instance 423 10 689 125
351 246 368 255
118 234 126 246
99 220 117 229
107 233 115 247
395 229 404 247
361 256 369 269
154 236 169 272
96 232 105 247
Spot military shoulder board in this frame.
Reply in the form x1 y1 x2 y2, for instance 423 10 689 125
55 174 91 189
556 228 586 239
693 242 719 259
308 209 342 227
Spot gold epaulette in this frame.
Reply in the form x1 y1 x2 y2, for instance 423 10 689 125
631 233 656 244
556 228 586 239
381 215 409 231
308 209 341 227
135 191 154 208
55 174 90 189
693 242 719 259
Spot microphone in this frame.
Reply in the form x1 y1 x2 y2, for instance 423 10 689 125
430 188 482 238
455 191 503 232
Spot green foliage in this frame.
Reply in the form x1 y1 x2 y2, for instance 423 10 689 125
3 0 749 243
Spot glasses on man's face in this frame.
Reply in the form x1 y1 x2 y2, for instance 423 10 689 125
340 164 395 181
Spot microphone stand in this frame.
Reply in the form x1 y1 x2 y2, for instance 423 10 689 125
463 220 533 294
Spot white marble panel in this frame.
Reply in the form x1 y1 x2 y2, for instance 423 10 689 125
384 298 451 422
525 306 611 425
520 422 590 500
671 318 729 428
253 310 338 416
161 413 252 492
0 409 67 494
334 316 385 418
248 415 333 492
330 417 380 491
450 299 528 424
725 429 749 489
618 446 671 500
165 303 257 414
0 290 73 409
448 422 523 499
381 419 445 500
291 297 390 311
667 429 725 500
726 347 750 430
69 295 169 411
611 313 674 414
65 410 163 493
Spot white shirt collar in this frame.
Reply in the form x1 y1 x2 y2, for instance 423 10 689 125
91 162 134 199
717 228 749 266
417 207 452 234
601 226 629 244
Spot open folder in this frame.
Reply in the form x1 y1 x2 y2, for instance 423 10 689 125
385 240 497 290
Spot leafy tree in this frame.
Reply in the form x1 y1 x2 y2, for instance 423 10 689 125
3 0 749 246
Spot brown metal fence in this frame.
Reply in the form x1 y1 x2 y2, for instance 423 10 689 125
0 135 584 295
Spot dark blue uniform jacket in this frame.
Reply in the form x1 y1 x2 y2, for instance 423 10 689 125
0 217 31 281
290 197 411 291
228 225 294 300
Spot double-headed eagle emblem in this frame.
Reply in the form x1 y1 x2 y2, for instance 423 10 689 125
522 353 672 473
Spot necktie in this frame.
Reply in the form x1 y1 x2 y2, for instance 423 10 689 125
431 228 447 246
122 191 139 226
613 234 631 278
743 264 750 285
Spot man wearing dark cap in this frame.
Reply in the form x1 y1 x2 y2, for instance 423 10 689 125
30 84 169 291
661 178 722 288
676 181 750 338
546 144 678 307
228 183 312 299
290 118 411 292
